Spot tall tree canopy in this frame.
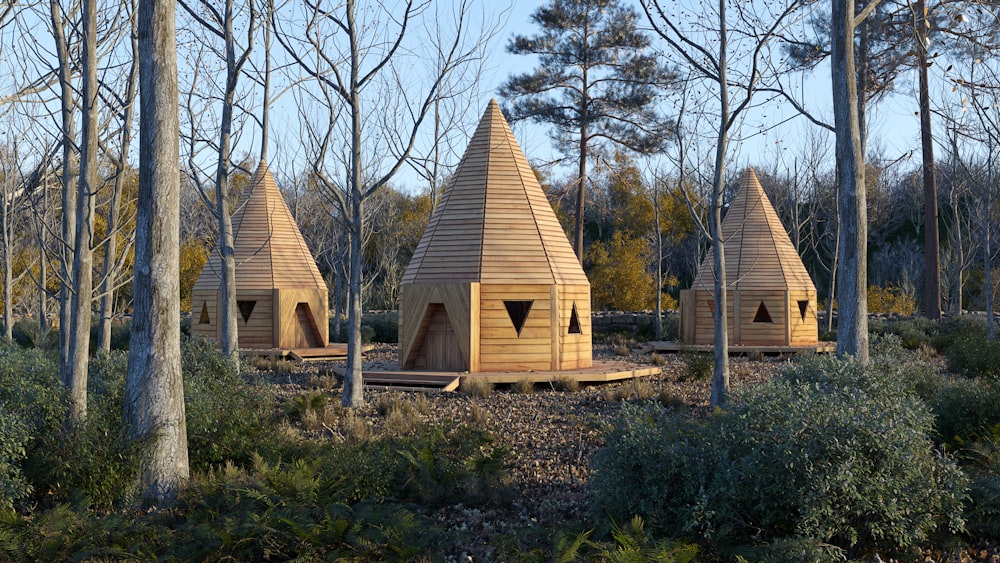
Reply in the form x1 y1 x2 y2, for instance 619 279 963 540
500 0 672 260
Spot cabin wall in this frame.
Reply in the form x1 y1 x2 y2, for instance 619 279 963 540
788 289 819 345
191 288 218 341
275 288 329 349
399 283 475 370
556 284 592 369
479 283 552 371
681 288 819 346
235 289 274 348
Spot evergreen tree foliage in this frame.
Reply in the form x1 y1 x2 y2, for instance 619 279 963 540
500 0 673 258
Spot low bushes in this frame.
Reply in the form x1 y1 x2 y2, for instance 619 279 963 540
591 340 967 559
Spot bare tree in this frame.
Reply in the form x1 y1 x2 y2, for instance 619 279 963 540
124 0 189 502
96 1 139 353
277 0 495 407
831 0 885 363
63 0 101 422
643 0 813 407
179 0 257 366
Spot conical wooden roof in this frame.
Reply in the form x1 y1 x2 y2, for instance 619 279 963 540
402 100 587 285
193 161 326 292
691 169 815 291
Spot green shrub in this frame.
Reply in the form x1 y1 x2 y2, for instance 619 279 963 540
930 379 1000 448
364 311 399 343
870 317 937 350
10 319 57 350
0 407 30 512
660 312 680 342
782 334 941 402
680 352 712 382
182 338 279 471
592 350 967 556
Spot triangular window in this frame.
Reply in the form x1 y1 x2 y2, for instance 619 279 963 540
199 302 210 324
568 303 582 334
504 300 533 336
797 300 809 322
237 300 256 323
753 301 772 323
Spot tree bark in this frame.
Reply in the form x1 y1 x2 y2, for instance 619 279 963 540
67 0 100 422
916 0 941 320
98 20 139 353
50 0 77 390
709 0 730 408
831 0 870 363
342 0 365 407
125 0 189 501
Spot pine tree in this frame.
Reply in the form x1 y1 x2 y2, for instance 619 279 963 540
500 0 672 260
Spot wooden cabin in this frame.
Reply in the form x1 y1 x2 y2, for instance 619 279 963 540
680 169 819 347
399 100 592 372
191 161 329 350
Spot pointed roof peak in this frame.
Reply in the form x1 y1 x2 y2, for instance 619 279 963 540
690 166 814 291
401 101 587 286
192 160 325 292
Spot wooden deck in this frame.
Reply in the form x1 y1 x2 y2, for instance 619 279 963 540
240 343 374 362
636 341 836 355
332 361 661 392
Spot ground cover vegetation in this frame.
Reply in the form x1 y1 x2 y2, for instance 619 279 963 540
0 319 997 560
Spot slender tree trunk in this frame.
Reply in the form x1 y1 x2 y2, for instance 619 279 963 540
915 0 941 320
574 14 590 262
575 121 588 261
832 0 870 363
951 186 963 315
342 0 365 407
826 188 840 334
987 154 995 341
654 181 663 340
98 30 139 353
50 0 77 388
2 192 12 342
709 0 730 408
68 0 100 422
125 0 188 501
215 0 242 366
38 183 49 345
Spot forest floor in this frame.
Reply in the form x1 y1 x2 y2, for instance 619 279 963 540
260 343 778 560
259 343 998 562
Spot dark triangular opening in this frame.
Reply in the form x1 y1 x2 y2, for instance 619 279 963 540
504 300 533 336
199 302 210 324
237 300 256 323
753 301 772 323
797 300 809 322
568 303 582 334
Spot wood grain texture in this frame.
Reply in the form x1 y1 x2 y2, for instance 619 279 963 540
191 162 329 350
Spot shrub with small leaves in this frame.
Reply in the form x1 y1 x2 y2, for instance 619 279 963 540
0 406 30 511
592 346 968 557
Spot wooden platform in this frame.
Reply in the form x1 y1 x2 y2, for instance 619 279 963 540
332 361 661 392
636 341 836 355
240 343 373 362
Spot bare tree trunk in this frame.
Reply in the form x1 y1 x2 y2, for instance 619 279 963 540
342 2 365 406
915 0 941 320
987 153 995 341
67 0 100 422
98 17 139 353
708 0 730 409
50 0 77 388
832 0 869 363
653 180 663 340
125 0 188 502
950 182 963 315
2 189 12 342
